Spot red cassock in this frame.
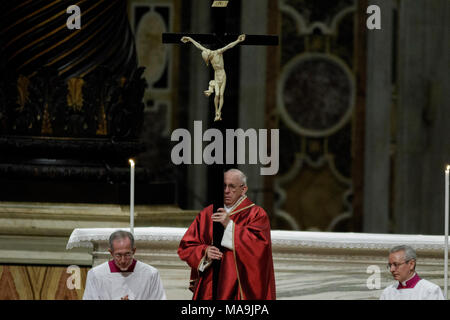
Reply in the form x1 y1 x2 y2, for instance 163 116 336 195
178 196 276 300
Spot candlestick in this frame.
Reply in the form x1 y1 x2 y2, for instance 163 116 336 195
129 159 135 235
445 165 449 299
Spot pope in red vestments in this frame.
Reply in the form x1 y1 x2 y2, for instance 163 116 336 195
178 169 276 300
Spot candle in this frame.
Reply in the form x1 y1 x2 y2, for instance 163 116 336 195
445 165 449 299
129 159 135 235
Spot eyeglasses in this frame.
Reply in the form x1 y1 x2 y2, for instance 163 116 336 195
387 260 410 270
113 252 133 260
224 184 244 191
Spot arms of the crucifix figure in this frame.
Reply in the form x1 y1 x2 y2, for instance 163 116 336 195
181 36 209 52
216 34 246 54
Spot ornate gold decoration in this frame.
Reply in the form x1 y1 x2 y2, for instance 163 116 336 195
41 103 52 134
67 77 84 111
16 75 30 111
96 104 107 135
212 1 228 7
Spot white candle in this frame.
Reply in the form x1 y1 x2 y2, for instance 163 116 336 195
129 159 135 235
445 165 449 299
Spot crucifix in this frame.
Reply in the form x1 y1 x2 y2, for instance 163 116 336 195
181 33 246 122
163 0 278 300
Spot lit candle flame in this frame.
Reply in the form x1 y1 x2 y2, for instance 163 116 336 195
446 165 450 173
129 159 135 167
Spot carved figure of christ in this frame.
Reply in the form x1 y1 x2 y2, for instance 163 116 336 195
181 34 246 121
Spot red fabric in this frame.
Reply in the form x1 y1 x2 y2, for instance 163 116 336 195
178 197 276 300
397 273 421 289
108 259 137 273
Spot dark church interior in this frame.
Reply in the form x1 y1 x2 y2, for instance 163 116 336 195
0 0 448 300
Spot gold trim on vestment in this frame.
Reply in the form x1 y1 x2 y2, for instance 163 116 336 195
227 195 248 215
232 221 245 299
229 200 255 300
229 204 255 216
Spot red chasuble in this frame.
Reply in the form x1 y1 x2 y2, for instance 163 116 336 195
178 197 276 300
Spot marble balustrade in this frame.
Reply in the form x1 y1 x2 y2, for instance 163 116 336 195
67 227 448 300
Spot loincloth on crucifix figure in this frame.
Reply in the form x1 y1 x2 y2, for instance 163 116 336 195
181 34 246 122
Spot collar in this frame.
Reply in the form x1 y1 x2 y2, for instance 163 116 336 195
224 195 246 213
397 273 421 289
228 196 255 216
108 259 137 273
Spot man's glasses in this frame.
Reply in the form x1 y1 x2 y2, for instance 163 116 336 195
113 252 133 260
387 260 410 270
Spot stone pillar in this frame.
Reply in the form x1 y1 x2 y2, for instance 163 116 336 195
186 0 211 209
238 0 268 206
363 0 394 233
394 0 450 234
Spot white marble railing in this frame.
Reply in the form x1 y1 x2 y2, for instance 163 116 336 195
67 227 448 300
67 227 446 251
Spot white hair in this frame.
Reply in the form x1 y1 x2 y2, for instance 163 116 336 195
109 230 134 250
390 245 417 269
225 168 247 186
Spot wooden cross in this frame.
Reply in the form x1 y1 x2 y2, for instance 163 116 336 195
162 0 278 300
